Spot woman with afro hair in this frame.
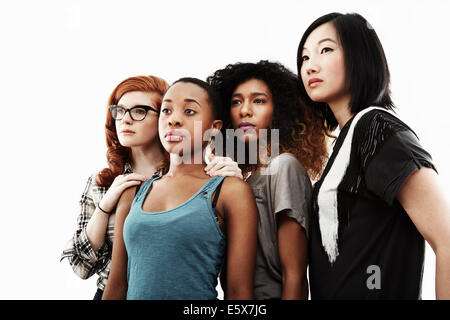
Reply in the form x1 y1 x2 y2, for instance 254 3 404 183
207 60 328 299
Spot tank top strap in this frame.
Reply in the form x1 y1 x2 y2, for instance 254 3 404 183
134 174 163 205
201 175 226 197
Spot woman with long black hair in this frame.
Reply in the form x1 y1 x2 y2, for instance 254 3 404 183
297 12 450 299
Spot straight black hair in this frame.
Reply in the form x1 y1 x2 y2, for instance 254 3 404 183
172 77 223 120
297 12 395 131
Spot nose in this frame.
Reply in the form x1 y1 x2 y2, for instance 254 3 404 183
168 110 182 127
305 60 319 76
121 109 133 124
239 100 253 118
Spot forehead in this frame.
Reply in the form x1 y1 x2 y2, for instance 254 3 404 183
164 82 208 104
234 78 271 94
303 22 339 48
117 91 160 106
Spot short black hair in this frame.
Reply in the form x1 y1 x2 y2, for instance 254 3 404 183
171 77 223 119
297 12 394 131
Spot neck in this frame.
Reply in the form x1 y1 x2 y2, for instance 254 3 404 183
328 95 353 130
166 150 207 178
240 139 272 175
130 142 166 177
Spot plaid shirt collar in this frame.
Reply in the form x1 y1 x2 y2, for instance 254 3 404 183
124 162 163 178
124 162 133 174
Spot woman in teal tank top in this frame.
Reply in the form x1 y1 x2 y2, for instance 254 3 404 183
103 78 258 300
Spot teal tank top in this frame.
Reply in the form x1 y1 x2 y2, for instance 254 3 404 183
123 175 226 300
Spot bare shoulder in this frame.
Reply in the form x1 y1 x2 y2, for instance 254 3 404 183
218 177 258 228
120 186 137 203
219 177 256 216
221 176 254 197
115 186 137 219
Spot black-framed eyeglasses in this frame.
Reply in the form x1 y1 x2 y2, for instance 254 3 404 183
108 105 159 121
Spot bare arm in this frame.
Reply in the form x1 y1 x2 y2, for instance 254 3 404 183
102 187 137 300
84 207 111 253
219 178 258 300
277 212 308 300
86 173 146 252
397 167 450 299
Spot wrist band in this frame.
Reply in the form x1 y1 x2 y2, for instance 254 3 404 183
98 203 112 215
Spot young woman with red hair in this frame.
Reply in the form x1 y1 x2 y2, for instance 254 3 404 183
62 75 243 299
61 75 169 300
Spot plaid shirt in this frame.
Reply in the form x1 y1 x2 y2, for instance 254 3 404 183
61 164 160 291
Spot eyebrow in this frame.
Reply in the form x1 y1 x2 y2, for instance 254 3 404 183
232 92 269 98
117 104 153 108
318 37 337 45
162 98 201 106
184 98 201 106
302 37 338 52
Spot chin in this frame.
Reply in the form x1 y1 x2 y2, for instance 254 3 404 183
164 141 194 157
305 88 325 101
307 93 325 103
117 137 136 148
164 145 182 156
238 134 258 144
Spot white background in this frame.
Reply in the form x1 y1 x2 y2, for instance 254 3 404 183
0 0 448 299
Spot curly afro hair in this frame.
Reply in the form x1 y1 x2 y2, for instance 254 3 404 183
207 60 328 180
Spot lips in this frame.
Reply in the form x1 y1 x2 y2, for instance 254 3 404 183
120 129 135 135
164 129 184 142
308 78 323 87
238 121 256 131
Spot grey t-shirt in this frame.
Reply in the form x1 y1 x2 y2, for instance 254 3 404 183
247 153 311 300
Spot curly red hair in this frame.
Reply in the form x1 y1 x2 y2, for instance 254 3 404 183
95 75 169 187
